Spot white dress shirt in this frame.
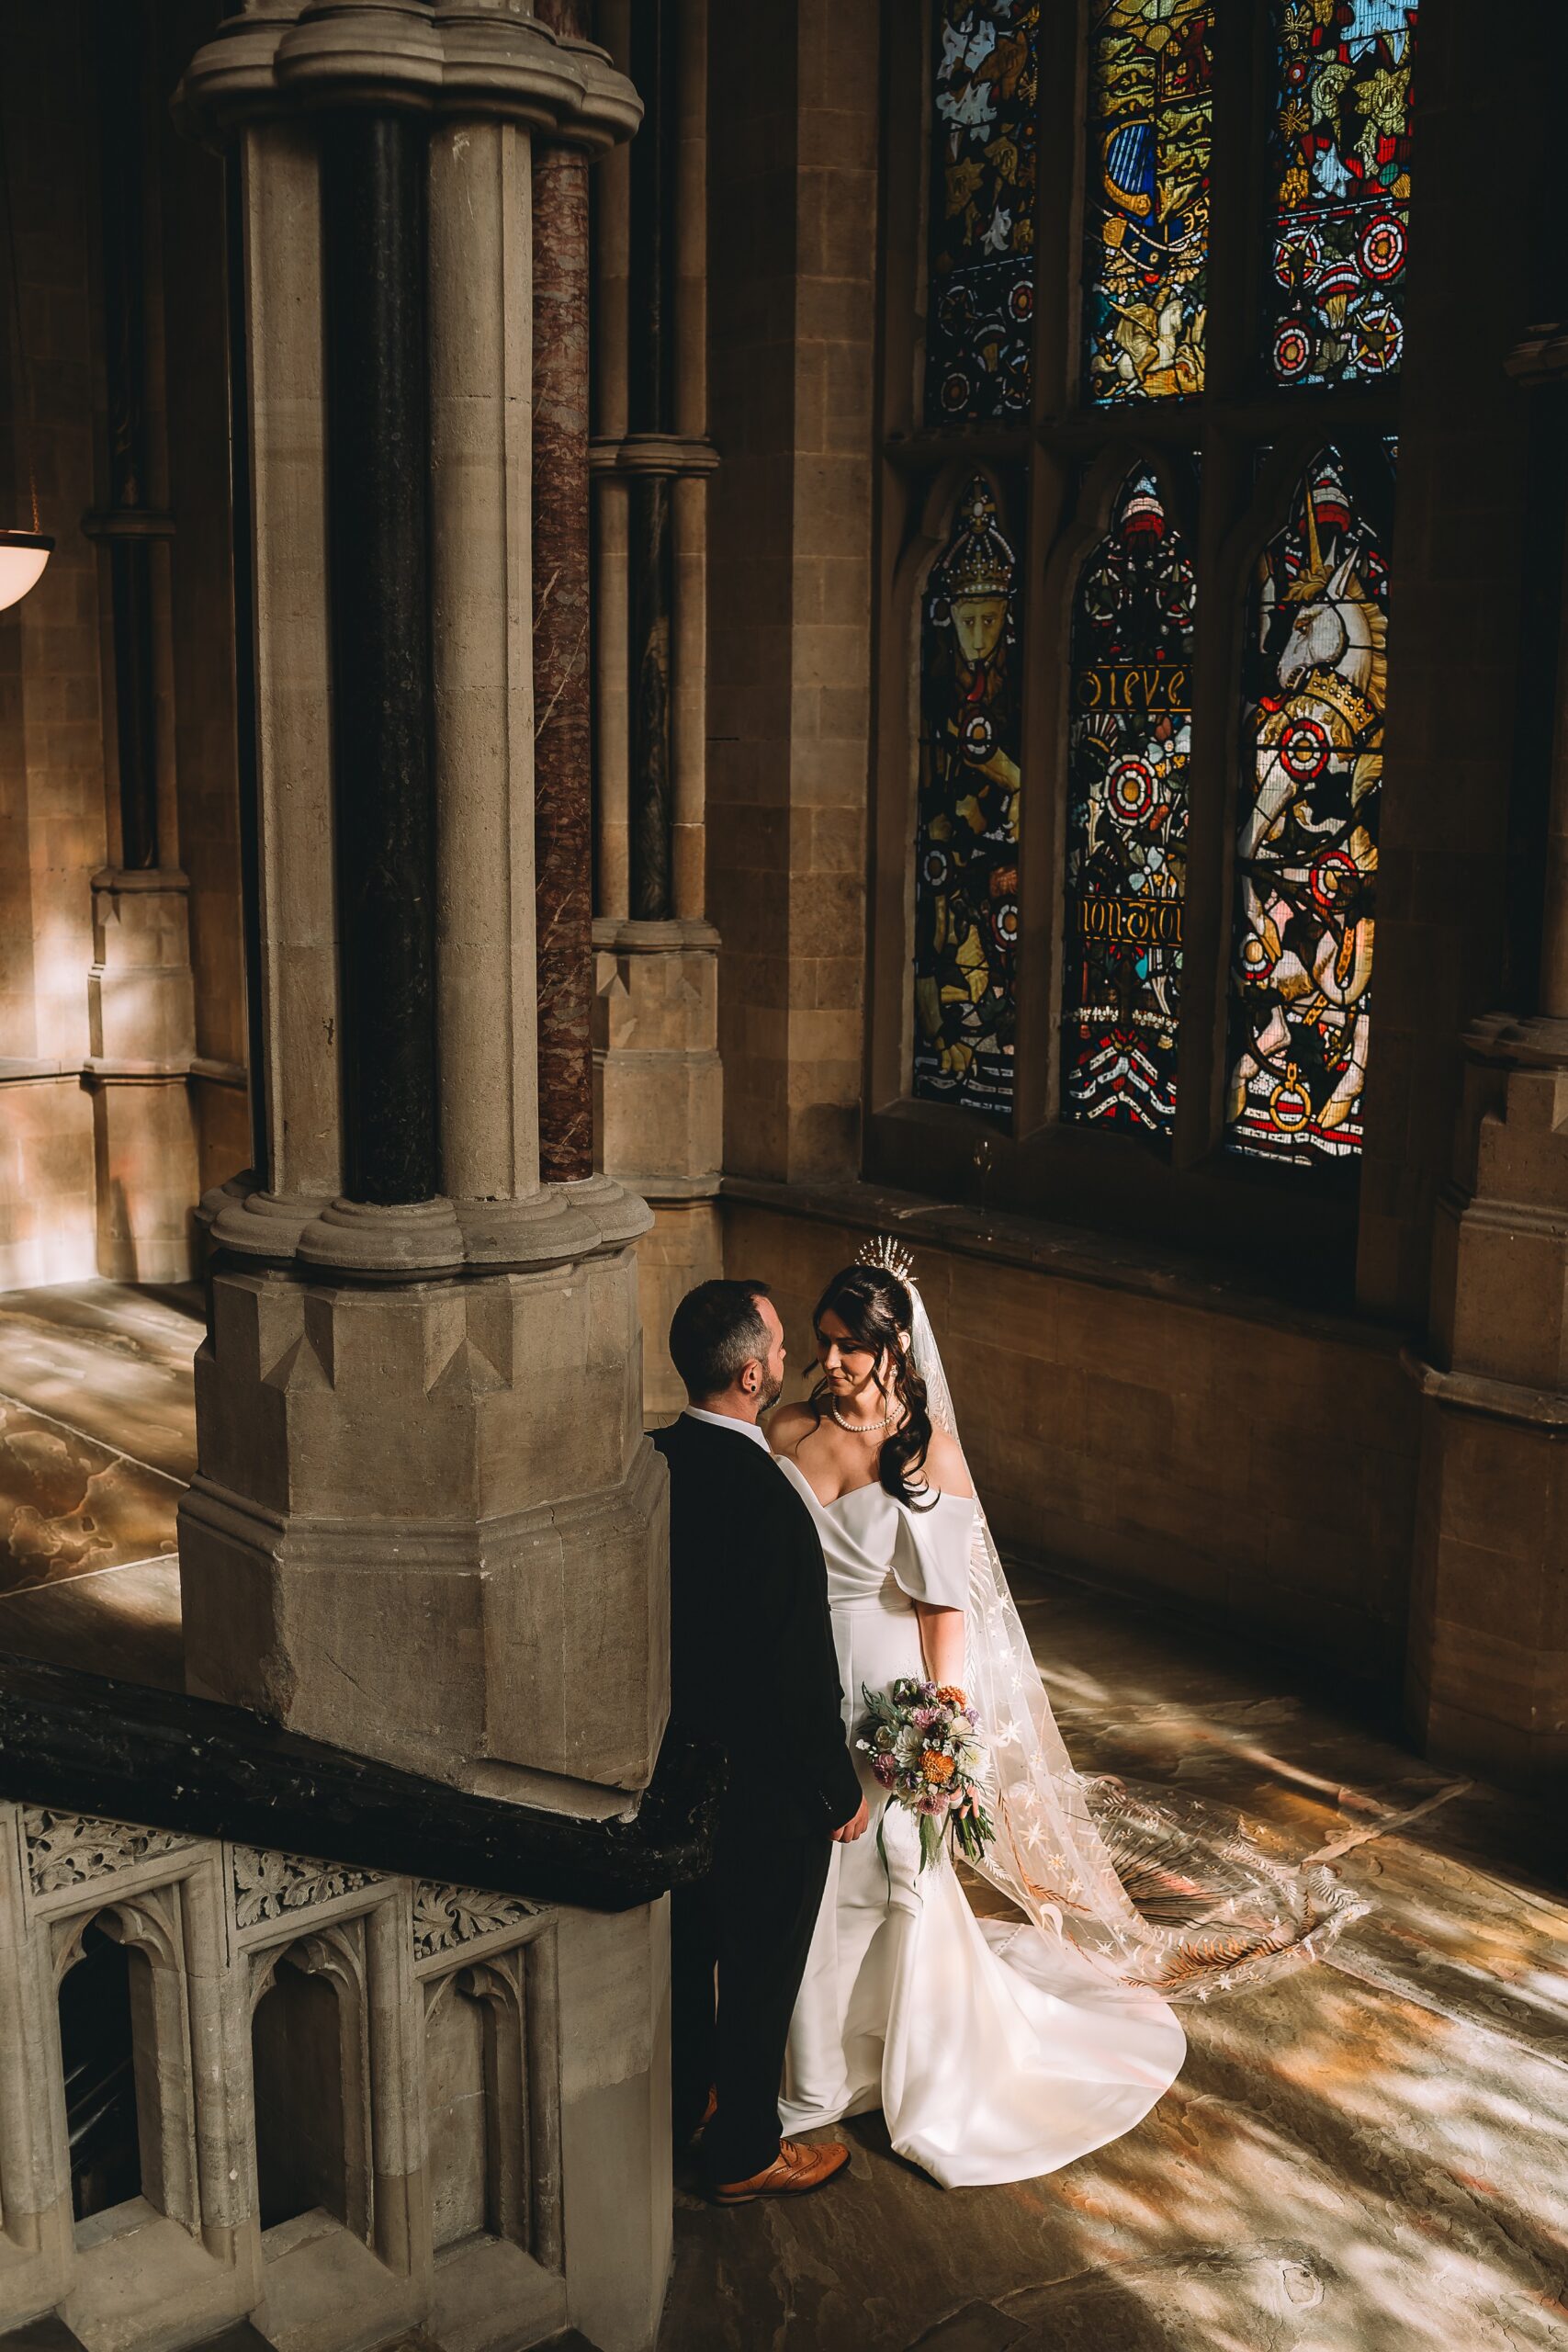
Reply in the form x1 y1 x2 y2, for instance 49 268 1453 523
683 1405 772 1453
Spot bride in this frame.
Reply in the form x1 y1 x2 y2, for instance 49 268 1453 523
764 1243 1361 2190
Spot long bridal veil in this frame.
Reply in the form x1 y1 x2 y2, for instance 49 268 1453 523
860 1236 1366 1998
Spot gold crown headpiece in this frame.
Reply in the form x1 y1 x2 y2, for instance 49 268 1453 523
855 1233 917 1289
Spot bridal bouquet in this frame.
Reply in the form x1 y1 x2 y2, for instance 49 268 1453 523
858 1679 995 1873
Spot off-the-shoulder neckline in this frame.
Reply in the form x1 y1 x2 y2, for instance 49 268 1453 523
773 1456 973 1514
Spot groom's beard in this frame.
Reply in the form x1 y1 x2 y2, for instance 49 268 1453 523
757 1368 784 1412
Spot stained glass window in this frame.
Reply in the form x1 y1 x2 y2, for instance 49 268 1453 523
925 1 1041 425
1268 1 1417 388
1227 447 1390 1167
1063 468 1194 1133
1083 0 1213 406
913 476 1021 1121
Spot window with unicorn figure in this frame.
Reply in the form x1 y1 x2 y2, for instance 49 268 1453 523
1228 447 1391 1168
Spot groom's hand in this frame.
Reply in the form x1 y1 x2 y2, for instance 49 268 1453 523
831 1799 870 1844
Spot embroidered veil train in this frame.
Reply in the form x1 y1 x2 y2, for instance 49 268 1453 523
865 1233 1367 2002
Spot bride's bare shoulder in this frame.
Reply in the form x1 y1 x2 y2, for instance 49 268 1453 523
765 1400 818 1457
922 1424 974 1498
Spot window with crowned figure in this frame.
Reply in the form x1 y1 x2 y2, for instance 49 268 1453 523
892 2 1417 1220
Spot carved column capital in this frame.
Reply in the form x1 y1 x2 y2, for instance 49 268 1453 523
178 0 640 146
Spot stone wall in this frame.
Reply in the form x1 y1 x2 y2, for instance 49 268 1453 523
0 1796 668 2352
706 0 879 1185
0 6 107 1289
726 1193 1419 1685
1351 6 1540 1324
0 2 249 1289
156 0 254 1203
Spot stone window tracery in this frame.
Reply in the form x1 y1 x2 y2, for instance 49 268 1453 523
881 0 1414 1237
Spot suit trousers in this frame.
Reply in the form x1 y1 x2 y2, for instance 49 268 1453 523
671 1789 832 2186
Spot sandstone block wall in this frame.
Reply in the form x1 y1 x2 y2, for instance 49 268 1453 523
727 1197 1420 1684
706 0 879 1185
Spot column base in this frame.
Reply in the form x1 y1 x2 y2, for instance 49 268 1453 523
180 1239 669 1804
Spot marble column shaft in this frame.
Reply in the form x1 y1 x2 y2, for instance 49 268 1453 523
533 0 595 1183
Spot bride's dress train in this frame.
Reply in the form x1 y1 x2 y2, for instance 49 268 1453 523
776 1468 1186 2188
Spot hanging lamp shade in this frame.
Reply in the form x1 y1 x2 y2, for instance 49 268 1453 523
0 526 50 612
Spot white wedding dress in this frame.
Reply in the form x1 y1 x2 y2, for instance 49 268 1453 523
774 1458 1187 2189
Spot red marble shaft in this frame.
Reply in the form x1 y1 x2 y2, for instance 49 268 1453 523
532 0 594 1184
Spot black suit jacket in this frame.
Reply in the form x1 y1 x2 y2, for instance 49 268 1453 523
654 1414 863 1838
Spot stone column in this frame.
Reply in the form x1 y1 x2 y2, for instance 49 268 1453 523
175 0 660 1805
1407 329 1568 1789
177 17 671 2342
592 0 723 1424
85 8 199 1281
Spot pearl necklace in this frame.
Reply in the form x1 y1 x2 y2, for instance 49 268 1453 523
830 1404 894 1435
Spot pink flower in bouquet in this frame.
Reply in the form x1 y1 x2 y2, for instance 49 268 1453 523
911 1705 940 1730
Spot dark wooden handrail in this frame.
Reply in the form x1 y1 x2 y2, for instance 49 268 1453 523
0 1656 722 1914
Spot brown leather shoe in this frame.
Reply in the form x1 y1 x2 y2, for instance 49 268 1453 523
708 2137 850 2206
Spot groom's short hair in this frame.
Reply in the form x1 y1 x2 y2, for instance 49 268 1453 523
669 1279 773 1401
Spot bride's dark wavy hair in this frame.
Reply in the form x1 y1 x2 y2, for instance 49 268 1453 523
808 1265 936 1510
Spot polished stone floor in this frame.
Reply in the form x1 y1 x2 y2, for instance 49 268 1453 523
0 1281 197 1690
0 1283 1563 2352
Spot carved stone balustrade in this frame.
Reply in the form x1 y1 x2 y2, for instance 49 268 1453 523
0 1657 720 2352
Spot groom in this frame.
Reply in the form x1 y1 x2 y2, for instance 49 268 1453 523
655 1279 867 2204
